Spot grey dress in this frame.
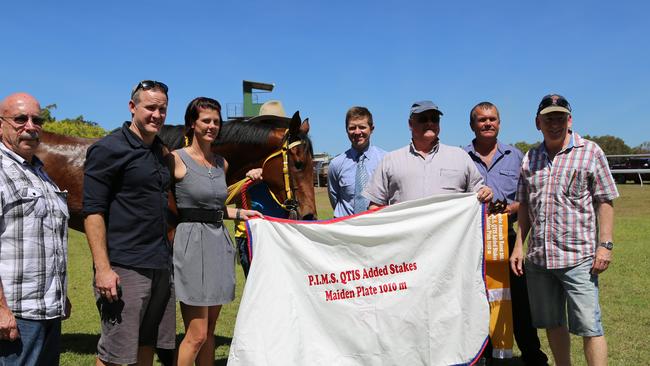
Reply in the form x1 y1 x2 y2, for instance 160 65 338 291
173 148 236 306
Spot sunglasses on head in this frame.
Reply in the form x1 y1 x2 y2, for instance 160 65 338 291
131 80 169 98
537 94 571 114
412 113 440 124
0 114 46 128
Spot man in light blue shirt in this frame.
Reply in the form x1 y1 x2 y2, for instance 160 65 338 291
328 106 386 217
464 101 548 366
464 102 524 208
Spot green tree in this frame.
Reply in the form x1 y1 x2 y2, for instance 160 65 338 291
583 135 631 155
38 103 57 124
513 141 540 153
43 115 107 138
632 141 650 154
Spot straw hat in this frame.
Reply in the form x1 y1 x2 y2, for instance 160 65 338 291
259 100 286 117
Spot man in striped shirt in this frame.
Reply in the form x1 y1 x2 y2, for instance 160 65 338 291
510 94 618 366
0 93 71 365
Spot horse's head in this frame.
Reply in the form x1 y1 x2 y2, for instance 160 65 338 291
261 112 317 220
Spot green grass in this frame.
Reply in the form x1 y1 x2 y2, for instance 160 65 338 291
60 186 648 365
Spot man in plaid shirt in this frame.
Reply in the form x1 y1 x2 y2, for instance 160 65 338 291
510 94 618 366
0 93 71 365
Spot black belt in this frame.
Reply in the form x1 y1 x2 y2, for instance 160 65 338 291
178 208 224 224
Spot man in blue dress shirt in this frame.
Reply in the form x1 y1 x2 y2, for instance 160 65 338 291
328 106 386 217
464 101 548 366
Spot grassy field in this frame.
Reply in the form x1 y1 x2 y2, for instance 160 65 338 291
60 186 649 365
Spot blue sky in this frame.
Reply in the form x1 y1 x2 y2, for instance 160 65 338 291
3 0 649 155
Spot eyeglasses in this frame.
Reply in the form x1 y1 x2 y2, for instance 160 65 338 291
131 80 169 98
0 114 46 128
411 113 440 124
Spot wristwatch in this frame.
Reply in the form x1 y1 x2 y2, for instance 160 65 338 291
599 241 614 250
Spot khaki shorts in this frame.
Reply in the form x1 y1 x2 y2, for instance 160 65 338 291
95 265 176 364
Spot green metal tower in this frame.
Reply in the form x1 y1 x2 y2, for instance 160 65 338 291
243 80 274 118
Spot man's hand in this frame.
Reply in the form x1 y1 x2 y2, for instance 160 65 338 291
506 202 520 216
63 297 72 320
476 186 493 203
246 168 263 181
0 306 19 341
509 244 525 277
95 268 120 303
591 246 612 275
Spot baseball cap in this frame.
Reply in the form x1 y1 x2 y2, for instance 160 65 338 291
410 100 444 116
537 94 572 115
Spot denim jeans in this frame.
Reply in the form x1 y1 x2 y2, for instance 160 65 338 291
0 317 61 366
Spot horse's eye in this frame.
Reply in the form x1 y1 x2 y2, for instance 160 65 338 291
294 161 304 170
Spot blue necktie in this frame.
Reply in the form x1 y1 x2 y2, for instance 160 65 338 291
353 155 369 214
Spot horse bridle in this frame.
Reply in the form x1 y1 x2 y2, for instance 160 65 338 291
260 133 305 219
224 131 306 219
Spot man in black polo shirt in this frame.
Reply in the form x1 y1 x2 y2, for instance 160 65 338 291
83 80 175 365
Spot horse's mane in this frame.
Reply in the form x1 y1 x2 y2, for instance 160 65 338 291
158 119 312 155
157 125 185 150
216 119 290 146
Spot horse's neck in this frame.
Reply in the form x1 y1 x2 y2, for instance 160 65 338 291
215 144 278 185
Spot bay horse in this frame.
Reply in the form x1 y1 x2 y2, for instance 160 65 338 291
36 111 317 233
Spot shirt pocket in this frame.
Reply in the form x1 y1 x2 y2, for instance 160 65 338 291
563 169 588 199
440 168 465 192
498 169 519 196
6 187 48 218
53 190 70 220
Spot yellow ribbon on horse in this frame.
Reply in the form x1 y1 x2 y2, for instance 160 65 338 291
484 212 514 358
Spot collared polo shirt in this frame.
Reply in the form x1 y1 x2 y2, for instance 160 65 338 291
516 132 619 269
0 144 69 319
328 145 386 217
83 122 171 269
464 140 523 204
364 142 484 205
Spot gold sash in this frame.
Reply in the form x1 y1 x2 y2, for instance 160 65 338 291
484 212 513 359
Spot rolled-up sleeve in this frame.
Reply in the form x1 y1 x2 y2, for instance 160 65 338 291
591 145 619 202
82 142 122 216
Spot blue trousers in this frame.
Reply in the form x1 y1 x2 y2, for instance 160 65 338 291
0 317 61 366
237 236 251 277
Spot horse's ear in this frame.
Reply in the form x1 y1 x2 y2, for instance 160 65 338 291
289 111 302 136
300 118 310 134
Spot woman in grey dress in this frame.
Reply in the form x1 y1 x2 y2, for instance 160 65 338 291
171 97 261 366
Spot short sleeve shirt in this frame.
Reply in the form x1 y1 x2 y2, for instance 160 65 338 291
364 142 484 205
464 140 523 204
516 133 619 269
0 144 69 319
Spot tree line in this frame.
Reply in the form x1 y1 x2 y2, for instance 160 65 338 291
513 135 650 155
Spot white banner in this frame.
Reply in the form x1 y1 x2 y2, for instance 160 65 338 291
228 193 489 366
